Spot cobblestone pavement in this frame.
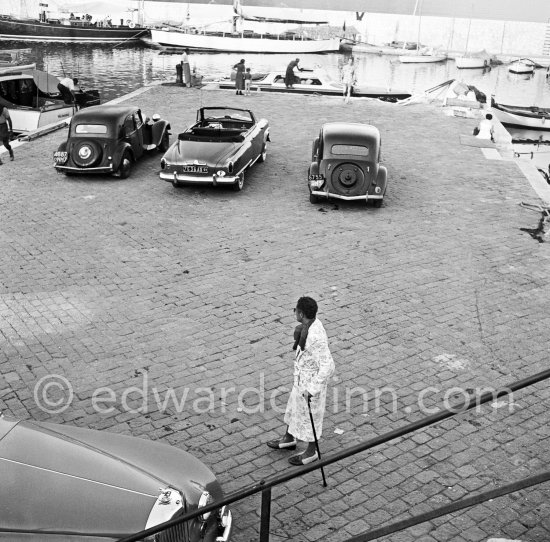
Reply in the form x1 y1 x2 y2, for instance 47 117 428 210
1 83 549 542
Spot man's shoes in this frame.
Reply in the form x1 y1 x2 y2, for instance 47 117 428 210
288 451 319 465
267 438 297 450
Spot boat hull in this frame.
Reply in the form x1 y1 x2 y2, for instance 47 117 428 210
150 29 340 53
492 103 550 131
9 104 76 134
455 56 488 69
218 80 410 100
0 16 148 42
398 54 446 63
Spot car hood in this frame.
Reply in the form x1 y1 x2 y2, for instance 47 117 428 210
0 417 221 538
164 139 240 167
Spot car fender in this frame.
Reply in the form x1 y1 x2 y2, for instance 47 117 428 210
56 141 68 153
308 162 320 176
151 121 171 147
112 142 135 169
374 165 388 195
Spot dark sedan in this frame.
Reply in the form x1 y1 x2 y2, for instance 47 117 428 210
53 105 171 178
308 122 388 207
0 415 232 541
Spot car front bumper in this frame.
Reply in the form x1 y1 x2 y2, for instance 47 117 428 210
160 171 240 185
310 189 383 201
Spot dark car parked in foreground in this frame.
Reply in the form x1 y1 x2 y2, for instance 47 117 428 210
0 414 232 541
160 106 269 191
308 122 387 207
53 105 170 178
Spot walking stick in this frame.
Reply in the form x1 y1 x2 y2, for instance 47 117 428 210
306 394 327 487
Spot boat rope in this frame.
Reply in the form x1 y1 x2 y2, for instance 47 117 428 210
520 202 550 213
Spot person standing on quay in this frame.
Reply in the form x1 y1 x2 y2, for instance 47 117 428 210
341 57 356 103
0 104 14 164
267 296 335 465
244 67 252 95
181 48 191 87
233 58 246 95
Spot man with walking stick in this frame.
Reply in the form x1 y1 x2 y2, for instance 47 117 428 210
267 297 335 466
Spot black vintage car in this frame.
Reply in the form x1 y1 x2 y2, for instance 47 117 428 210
308 122 388 207
53 105 170 178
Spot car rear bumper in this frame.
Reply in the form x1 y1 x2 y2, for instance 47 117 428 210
55 165 114 174
160 171 239 185
310 190 383 201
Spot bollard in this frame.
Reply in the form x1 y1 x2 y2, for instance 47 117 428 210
175 63 183 85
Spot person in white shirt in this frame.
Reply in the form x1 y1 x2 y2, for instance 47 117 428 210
475 113 495 142
341 57 356 103
57 77 79 106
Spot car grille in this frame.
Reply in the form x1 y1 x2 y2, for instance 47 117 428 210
156 520 187 542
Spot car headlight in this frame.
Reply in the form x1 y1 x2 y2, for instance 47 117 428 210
375 186 381 194
198 491 213 522
216 170 226 177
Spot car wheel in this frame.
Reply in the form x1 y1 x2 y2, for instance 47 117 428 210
72 140 102 167
258 140 268 163
159 133 170 153
309 191 319 204
117 152 132 179
233 172 244 191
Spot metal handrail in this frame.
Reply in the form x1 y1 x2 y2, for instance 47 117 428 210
117 366 550 542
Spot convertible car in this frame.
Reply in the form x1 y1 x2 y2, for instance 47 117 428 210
308 122 387 207
0 414 232 542
53 105 171 178
160 107 269 191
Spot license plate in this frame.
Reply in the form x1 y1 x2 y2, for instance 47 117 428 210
53 151 68 164
182 165 208 173
309 174 324 181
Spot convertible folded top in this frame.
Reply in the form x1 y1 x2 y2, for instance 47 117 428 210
179 127 245 142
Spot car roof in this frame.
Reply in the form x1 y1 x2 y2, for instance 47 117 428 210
322 122 380 142
72 104 139 124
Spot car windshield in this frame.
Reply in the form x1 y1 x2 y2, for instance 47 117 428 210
331 144 369 156
75 124 108 134
203 108 253 123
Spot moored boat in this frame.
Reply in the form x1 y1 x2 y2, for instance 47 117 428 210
508 59 535 75
491 98 550 131
455 54 489 69
0 70 100 135
150 0 340 53
399 51 446 63
218 69 411 101
0 9 149 42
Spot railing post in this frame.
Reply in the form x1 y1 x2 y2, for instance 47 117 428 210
259 487 272 542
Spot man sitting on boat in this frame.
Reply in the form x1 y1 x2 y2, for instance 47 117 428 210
57 77 79 107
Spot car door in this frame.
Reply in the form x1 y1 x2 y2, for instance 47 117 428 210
122 113 143 160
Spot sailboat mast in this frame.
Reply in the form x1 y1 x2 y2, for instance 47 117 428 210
414 0 422 50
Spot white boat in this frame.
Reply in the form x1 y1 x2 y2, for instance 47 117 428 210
491 99 550 131
508 59 535 75
399 50 446 63
150 0 340 53
0 49 36 75
454 17 489 69
150 28 340 53
218 68 411 101
0 71 76 135
455 55 489 69
398 0 446 64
